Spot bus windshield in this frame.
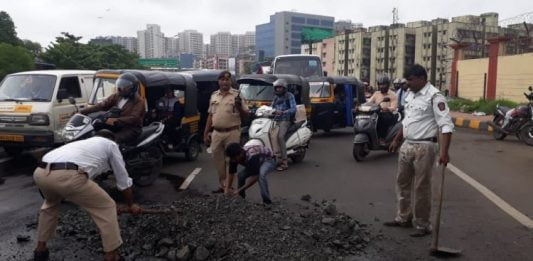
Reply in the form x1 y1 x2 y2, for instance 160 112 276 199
273 56 323 78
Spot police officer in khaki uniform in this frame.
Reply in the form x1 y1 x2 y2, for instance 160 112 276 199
204 71 249 193
386 64 454 237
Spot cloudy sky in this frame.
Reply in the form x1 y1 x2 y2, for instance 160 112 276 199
3 0 532 46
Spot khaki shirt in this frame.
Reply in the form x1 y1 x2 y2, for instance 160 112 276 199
402 83 454 140
367 90 398 111
208 89 248 128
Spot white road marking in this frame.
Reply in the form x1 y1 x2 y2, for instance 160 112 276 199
0 157 12 164
179 168 202 190
447 163 533 229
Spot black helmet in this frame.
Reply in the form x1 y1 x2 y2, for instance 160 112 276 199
376 74 391 86
273 79 288 96
116 72 139 98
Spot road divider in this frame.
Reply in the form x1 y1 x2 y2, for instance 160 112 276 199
447 163 533 229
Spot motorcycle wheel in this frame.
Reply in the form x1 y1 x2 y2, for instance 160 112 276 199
519 124 533 146
289 149 306 163
492 116 507 140
132 146 162 187
353 143 369 162
185 139 200 161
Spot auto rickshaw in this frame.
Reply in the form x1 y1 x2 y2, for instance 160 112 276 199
309 76 365 132
90 69 201 160
181 70 237 136
236 74 311 142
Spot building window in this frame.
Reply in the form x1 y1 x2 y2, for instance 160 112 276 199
291 17 305 24
321 20 334 27
291 25 302 31
291 32 301 39
307 18 320 25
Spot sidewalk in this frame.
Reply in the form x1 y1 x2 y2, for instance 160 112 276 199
450 111 494 132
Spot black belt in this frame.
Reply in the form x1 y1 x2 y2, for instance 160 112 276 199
407 137 438 143
213 126 240 133
38 162 79 171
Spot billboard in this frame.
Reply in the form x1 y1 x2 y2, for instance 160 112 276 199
301 27 334 44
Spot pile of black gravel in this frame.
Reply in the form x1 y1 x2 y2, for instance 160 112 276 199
55 192 374 260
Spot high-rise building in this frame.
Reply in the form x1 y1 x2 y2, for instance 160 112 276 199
233 31 256 56
90 36 138 53
333 29 372 80
165 37 179 58
256 11 335 59
412 13 500 89
177 30 204 57
203 44 211 58
369 24 416 85
137 24 165 58
210 32 233 57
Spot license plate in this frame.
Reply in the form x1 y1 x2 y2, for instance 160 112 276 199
0 134 24 142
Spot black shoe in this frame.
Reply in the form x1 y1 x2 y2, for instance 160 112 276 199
410 228 431 237
383 220 412 228
34 249 49 261
211 188 224 194
0 177 5 185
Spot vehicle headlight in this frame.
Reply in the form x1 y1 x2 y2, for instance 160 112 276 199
28 113 50 126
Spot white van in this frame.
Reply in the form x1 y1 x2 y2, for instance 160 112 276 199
0 70 95 155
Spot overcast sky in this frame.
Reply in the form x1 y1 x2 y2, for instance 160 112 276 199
3 0 532 47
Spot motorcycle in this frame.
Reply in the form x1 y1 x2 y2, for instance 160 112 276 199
60 99 165 186
248 105 312 163
489 86 533 146
352 98 402 161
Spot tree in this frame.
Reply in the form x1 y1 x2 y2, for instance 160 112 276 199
0 43 34 80
0 11 21 46
41 32 140 70
22 39 42 57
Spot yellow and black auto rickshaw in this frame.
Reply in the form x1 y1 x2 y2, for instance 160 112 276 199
236 74 311 141
90 70 201 160
309 76 365 132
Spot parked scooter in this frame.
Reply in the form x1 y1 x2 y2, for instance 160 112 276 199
248 105 312 163
60 99 165 186
489 86 533 146
352 98 402 161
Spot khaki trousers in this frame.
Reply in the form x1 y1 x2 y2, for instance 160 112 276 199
395 142 438 230
211 129 241 188
33 167 122 252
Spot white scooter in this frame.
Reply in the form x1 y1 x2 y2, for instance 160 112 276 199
248 105 312 163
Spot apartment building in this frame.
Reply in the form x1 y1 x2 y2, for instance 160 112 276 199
369 24 416 85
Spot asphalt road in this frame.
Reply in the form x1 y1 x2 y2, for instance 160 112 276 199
0 128 532 260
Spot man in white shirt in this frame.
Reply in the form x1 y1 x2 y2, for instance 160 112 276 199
32 130 142 261
386 64 454 237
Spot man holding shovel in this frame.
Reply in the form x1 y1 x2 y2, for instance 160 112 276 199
386 64 454 237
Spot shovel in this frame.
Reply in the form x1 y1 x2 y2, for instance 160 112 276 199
117 207 177 215
430 165 462 257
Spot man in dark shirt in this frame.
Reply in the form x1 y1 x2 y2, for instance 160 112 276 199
225 141 276 204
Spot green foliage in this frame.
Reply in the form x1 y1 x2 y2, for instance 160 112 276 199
0 11 21 46
22 39 42 57
448 98 519 114
0 43 34 80
41 32 140 70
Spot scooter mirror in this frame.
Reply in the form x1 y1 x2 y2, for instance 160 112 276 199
529 86 532 91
